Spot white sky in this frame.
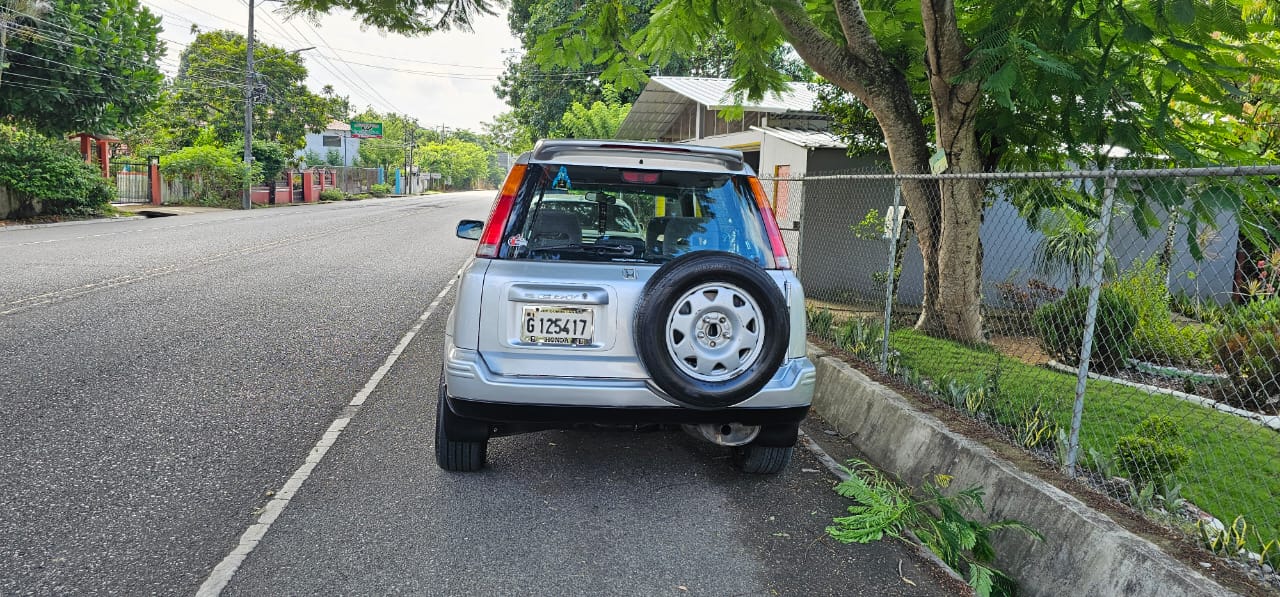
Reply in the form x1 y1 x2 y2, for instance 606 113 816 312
141 0 516 133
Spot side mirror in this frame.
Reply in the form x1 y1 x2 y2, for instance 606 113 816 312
456 220 484 240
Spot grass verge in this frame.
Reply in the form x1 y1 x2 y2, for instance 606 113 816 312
890 328 1280 550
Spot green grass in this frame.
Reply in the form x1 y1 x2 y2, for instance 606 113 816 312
889 328 1280 550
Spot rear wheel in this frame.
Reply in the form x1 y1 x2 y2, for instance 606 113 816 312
733 444 794 474
435 372 488 472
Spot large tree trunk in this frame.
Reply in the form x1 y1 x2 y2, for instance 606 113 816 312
772 0 986 343
918 0 985 342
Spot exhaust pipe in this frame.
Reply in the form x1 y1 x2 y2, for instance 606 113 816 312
683 423 761 447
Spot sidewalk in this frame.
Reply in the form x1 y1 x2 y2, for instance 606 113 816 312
113 204 230 216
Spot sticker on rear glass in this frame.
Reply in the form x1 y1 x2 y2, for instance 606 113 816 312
552 166 572 190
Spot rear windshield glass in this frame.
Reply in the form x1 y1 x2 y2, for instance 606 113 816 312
500 164 774 267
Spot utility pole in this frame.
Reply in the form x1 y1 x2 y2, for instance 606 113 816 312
404 121 417 195
241 0 256 210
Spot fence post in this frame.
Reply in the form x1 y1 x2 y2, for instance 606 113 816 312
880 181 903 371
148 155 161 206
1065 171 1118 476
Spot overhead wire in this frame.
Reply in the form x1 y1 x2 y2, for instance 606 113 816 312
279 7 406 114
259 3 402 114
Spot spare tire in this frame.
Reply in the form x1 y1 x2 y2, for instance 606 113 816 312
634 251 790 409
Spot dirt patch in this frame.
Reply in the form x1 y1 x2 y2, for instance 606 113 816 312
811 336 1277 596
989 335 1051 367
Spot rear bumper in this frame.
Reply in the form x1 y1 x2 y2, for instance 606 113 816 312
443 345 815 416
447 398 809 426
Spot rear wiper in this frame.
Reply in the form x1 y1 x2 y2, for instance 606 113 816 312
529 242 638 256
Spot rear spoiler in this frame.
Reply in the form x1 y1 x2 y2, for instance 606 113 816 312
530 140 746 172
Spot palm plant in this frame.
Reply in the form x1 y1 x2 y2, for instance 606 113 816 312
1033 208 1116 288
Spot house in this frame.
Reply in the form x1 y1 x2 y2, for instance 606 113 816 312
615 76 860 252
299 120 361 166
614 76 854 179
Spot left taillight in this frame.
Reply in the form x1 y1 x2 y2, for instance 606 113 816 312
747 176 791 269
476 164 528 258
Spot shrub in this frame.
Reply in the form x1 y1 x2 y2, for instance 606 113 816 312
369 183 392 197
161 144 257 208
347 193 371 200
1110 258 1212 366
318 189 345 202
1211 313 1280 413
1033 286 1138 373
1114 415 1191 492
0 124 114 217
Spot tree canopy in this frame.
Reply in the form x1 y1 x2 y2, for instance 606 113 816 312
555 85 631 139
0 0 163 135
283 0 496 34
495 0 811 140
166 30 345 149
417 138 490 189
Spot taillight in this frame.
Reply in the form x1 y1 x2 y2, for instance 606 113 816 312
747 176 791 269
476 164 528 258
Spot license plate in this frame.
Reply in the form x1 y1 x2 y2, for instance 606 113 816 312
521 306 594 346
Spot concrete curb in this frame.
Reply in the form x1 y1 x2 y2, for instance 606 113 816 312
1045 359 1280 432
0 215 143 232
807 345 1233 597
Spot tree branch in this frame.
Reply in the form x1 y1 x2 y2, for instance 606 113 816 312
769 1 873 99
832 0 884 59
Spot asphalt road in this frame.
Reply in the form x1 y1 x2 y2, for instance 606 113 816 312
0 193 957 596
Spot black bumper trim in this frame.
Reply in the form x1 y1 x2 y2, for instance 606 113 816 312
446 396 809 426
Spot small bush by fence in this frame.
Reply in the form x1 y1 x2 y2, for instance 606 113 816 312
773 165 1280 565
159 145 257 208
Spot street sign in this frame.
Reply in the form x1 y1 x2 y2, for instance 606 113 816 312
350 121 384 139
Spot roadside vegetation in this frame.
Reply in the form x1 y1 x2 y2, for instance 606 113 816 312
0 123 115 218
828 459 1041 597
810 309 1280 555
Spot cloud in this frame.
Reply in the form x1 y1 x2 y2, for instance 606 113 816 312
146 0 516 132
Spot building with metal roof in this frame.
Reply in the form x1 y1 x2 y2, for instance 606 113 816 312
615 76 878 261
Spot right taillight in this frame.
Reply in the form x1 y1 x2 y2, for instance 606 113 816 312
476 164 528 258
747 176 791 269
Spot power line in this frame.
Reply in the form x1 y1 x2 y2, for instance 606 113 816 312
320 46 504 71
284 10 405 114
264 4 403 114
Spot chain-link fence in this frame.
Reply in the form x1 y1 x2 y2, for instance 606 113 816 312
767 166 1280 564
323 166 382 195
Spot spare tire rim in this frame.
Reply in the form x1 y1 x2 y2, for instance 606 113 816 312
665 282 766 382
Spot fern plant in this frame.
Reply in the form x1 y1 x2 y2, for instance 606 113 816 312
827 460 1043 597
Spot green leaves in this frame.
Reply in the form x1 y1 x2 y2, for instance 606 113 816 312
827 459 1041 597
0 0 164 135
0 123 115 214
162 30 344 150
280 0 497 34
416 138 491 190
555 87 631 139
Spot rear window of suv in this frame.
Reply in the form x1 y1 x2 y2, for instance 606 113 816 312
500 163 775 267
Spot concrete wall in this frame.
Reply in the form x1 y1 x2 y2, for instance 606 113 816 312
797 177 1241 305
299 130 361 167
809 350 1233 597
0 186 40 219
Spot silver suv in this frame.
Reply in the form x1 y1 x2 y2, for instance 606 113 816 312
442 140 815 473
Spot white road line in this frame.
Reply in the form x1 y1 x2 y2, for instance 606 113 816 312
195 266 465 597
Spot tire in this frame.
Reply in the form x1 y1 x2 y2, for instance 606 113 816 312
435 372 488 472
634 251 790 409
733 445 794 474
